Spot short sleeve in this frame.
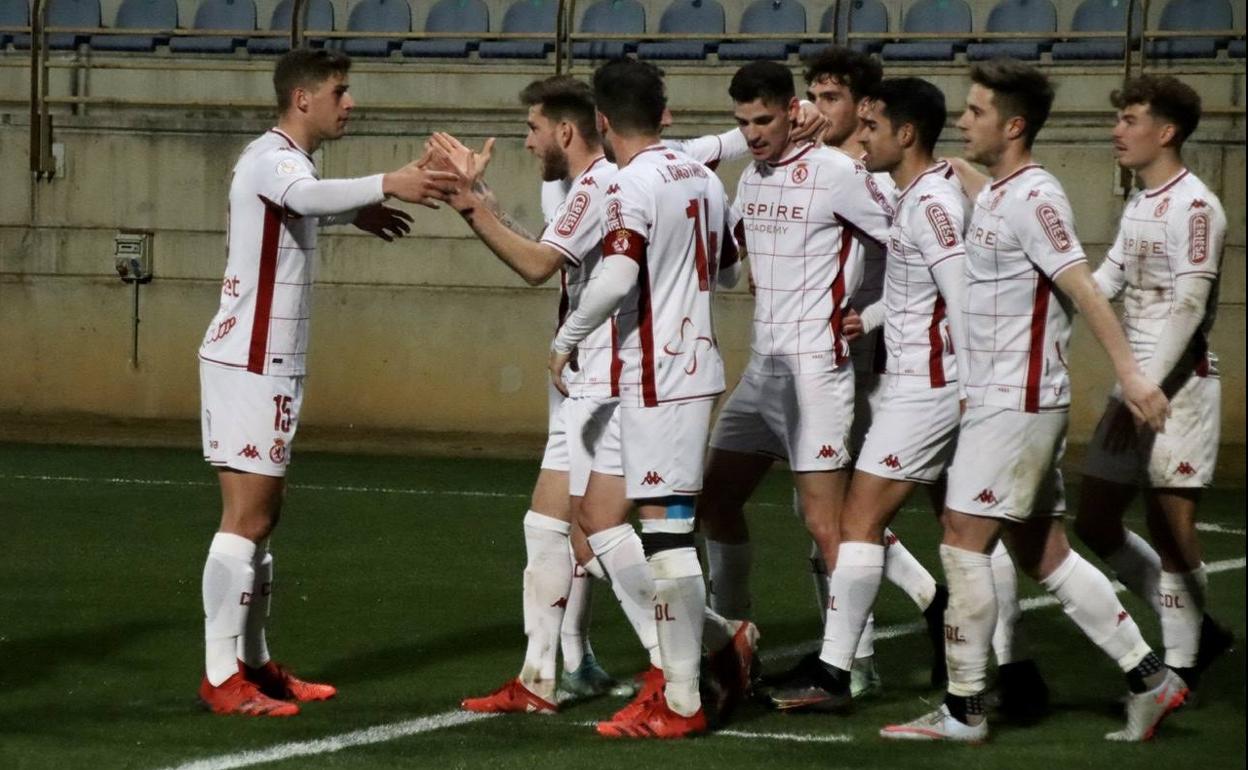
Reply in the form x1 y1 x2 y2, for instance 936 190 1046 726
252 147 317 209
540 187 604 268
1013 187 1087 279
826 164 891 247
602 172 652 261
670 129 748 169
911 190 966 271
1169 197 1224 278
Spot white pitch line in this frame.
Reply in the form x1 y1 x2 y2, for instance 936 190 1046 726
1197 522 1246 536
572 722 853 744
0 473 529 500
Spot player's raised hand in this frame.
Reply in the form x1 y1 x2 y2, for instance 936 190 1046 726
352 204 413 242
549 347 571 397
383 161 459 209
841 307 864 342
429 133 495 188
791 100 828 145
1119 371 1169 435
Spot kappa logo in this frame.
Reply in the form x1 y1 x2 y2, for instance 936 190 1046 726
551 597 569 609
237 444 261 460
989 189 1007 210
1175 461 1197 476
1189 213 1209 264
791 163 809 185
974 488 997 505
816 445 838 459
606 184 621 195
1189 198 1208 210
1154 198 1170 217
1027 189 1042 200
879 454 902 470
919 194 934 202
580 176 597 187
925 203 958 248
1116 610 1129 626
641 471 665 486
269 438 287 464
884 531 899 547
1035 203 1073 252
664 153 678 160
555 191 590 237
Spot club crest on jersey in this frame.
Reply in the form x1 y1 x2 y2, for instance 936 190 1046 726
1154 198 1170 217
1189 213 1209 264
270 438 287 464
1035 203 1073 252
925 203 958 248
791 163 809 185
275 158 300 176
610 229 632 255
989 189 1007 210
555 192 590 237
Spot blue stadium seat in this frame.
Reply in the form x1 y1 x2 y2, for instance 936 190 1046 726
1230 39 1245 57
967 0 1056 60
13 0 99 50
718 0 805 60
401 0 487 57
247 0 335 54
1 0 29 49
880 0 972 61
636 0 724 59
342 0 410 56
91 0 177 51
169 0 256 53
1148 0 1232 59
1050 0 1141 60
798 0 888 59
477 0 557 58
572 0 644 59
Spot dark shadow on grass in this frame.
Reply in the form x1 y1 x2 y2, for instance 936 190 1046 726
0 619 172 691
314 621 518 685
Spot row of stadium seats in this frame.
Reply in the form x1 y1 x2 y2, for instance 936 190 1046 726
2 0 1244 60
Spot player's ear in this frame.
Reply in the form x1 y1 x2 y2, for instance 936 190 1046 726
1158 121 1178 148
786 96 801 123
558 119 574 148
597 110 611 138
1003 115 1026 143
899 122 915 149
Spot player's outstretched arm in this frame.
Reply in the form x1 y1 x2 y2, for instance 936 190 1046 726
549 254 638 395
1053 263 1168 432
382 161 460 209
944 157 990 200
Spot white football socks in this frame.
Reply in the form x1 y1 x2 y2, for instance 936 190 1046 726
588 524 662 669
820 542 884 671
1105 528 1163 613
705 538 752 620
883 529 938 611
989 540 1025 665
940 544 997 698
1158 566 1206 668
520 511 573 698
1040 549 1151 673
238 542 273 669
203 532 256 686
647 545 705 717
559 550 592 673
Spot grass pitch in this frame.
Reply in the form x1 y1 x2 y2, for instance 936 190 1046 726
0 443 1243 769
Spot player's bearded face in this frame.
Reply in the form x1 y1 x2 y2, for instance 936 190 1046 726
734 98 794 163
524 108 570 182
1112 104 1166 171
808 76 858 147
957 84 1006 167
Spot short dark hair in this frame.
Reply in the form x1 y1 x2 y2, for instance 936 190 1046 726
592 59 667 135
520 75 599 143
969 59 1053 148
729 60 796 107
1111 75 1202 146
274 48 351 113
870 78 947 154
802 46 882 101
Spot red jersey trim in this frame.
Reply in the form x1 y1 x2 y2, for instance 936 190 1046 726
267 128 314 162
928 295 947 388
990 163 1043 191
247 199 283 374
767 142 817 168
896 160 950 205
635 248 659 407
1143 169 1190 198
828 229 853 366
610 319 623 398
1024 276 1052 413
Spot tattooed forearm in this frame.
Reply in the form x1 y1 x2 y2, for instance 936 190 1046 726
473 180 536 240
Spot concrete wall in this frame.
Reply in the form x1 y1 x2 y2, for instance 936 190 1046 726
0 60 1243 444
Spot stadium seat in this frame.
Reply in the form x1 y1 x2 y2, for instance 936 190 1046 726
1050 0 1141 60
247 0 335 54
880 0 972 61
572 0 644 59
169 0 256 53
1230 39 1245 57
1148 0 1232 59
401 0 487 57
12 0 99 50
1 0 29 49
477 0 557 59
798 0 888 59
718 0 805 60
967 0 1056 60
90 0 177 51
342 0 410 56
636 0 725 60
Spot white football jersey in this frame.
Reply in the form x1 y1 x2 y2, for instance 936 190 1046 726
605 145 738 407
199 129 322 376
1101 169 1225 377
881 160 965 388
963 164 1087 412
735 144 892 376
849 170 898 375
540 155 618 397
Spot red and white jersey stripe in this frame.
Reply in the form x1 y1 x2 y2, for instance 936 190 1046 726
849 170 898 375
1102 169 1225 377
605 145 737 407
199 129 319 376
735 144 891 376
881 160 966 388
963 164 1086 412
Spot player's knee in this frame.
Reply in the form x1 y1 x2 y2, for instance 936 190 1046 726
639 496 698 559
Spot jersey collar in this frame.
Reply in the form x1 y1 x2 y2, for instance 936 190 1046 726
268 128 315 161
767 141 817 168
989 162 1043 191
1143 168 1190 198
896 159 950 204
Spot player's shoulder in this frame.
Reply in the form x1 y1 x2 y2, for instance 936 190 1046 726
238 130 313 176
1167 171 1225 219
908 161 962 204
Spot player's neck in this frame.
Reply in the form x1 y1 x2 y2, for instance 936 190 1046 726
276 118 319 155
832 139 863 160
891 152 936 192
1135 153 1185 191
988 143 1032 181
612 133 662 168
565 144 603 180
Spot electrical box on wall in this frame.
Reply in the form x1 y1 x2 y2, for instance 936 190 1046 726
114 231 154 284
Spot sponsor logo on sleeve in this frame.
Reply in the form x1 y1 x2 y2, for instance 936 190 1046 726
1035 203 1073 253
275 158 300 176
1189 213 1209 264
606 198 624 231
555 191 590 237
925 203 958 248
865 175 893 216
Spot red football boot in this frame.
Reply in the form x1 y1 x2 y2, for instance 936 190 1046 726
708 620 759 721
461 678 558 714
597 693 707 739
608 666 665 723
199 672 299 717
243 660 337 702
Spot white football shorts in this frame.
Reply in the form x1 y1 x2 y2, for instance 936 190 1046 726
856 381 960 484
540 385 623 497
200 361 302 478
614 399 715 499
946 406 1067 522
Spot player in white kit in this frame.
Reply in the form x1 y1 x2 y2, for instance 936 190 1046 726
1073 75 1233 695
196 48 458 716
550 59 741 739
882 60 1176 744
